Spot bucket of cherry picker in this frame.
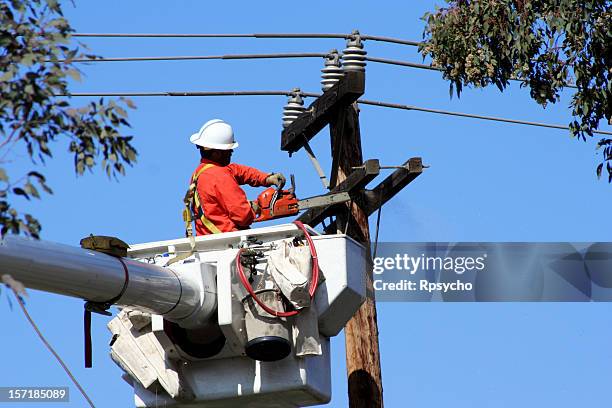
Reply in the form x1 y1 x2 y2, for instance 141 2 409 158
120 223 368 407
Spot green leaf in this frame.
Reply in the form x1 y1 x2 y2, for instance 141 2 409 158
76 160 85 175
24 182 40 199
46 0 60 12
0 0 138 237
420 0 609 183
27 171 45 181
22 54 36 66
122 98 137 109
596 163 603 179
115 106 128 118
0 70 15 81
36 177 53 194
67 69 82 82
13 188 30 200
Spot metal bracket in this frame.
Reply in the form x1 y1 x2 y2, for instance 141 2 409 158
360 157 424 216
297 159 379 226
296 157 425 227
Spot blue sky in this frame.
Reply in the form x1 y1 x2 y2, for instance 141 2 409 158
2 1 612 407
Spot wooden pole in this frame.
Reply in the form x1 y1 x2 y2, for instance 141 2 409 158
329 102 383 408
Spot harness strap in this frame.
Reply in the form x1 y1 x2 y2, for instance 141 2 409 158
84 256 129 368
166 163 220 266
191 164 222 235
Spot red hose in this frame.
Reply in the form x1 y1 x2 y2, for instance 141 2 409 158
235 221 320 317
294 221 319 297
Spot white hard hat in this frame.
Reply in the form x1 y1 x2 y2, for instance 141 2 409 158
190 119 239 150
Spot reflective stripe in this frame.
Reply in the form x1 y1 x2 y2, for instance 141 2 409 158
191 164 222 234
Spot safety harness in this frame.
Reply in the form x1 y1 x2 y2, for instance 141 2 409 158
189 164 221 235
166 163 220 266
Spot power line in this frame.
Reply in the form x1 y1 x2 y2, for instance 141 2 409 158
361 35 421 47
59 52 579 90
62 90 612 136
3 282 96 408
61 52 327 63
70 32 580 89
357 99 608 133
366 56 579 89
56 53 413 66
72 33 346 39
367 56 440 72
61 91 297 97
72 32 422 47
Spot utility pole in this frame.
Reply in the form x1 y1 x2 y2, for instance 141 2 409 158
281 30 424 408
330 102 383 408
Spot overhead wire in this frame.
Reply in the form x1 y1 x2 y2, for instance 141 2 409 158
71 32 423 47
72 32 348 39
366 56 579 89
60 91 297 97
60 90 612 136
3 281 96 408
57 52 579 90
59 52 327 63
61 31 598 133
70 32 580 89
366 56 439 72
356 99 609 133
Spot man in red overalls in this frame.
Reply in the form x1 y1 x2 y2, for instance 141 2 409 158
189 119 286 236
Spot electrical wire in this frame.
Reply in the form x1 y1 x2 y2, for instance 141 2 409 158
4 284 96 408
61 90 612 136
53 51 580 90
356 98 612 135
367 56 439 72
60 91 296 97
70 31 580 88
372 189 383 260
60 52 327 63
366 56 579 89
360 35 421 47
72 32 346 39
72 32 423 47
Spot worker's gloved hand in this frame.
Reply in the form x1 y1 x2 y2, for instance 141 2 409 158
250 200 261 215
266 173 286 189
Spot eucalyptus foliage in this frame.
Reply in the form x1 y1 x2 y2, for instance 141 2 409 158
421 0 611 181
0 0 137 238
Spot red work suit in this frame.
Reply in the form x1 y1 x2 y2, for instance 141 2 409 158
192 158 269 235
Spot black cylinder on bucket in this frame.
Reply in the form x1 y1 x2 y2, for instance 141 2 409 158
243 289 292 362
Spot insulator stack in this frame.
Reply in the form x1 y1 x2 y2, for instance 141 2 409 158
341 30 367 72
282 89 306 128
321 49 344 91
